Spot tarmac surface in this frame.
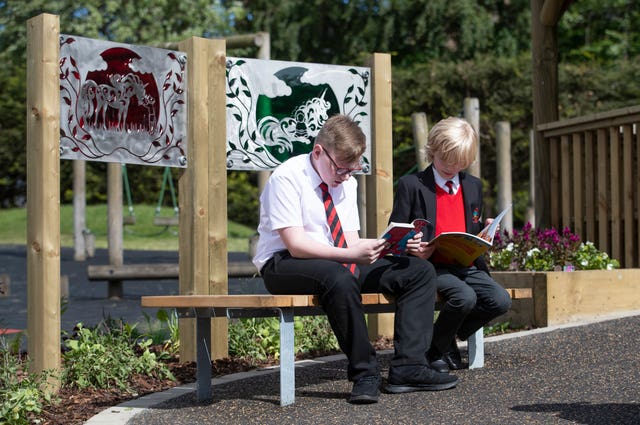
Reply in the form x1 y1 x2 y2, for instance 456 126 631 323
1 245 640 424
0 244 265 334
86 312 640 425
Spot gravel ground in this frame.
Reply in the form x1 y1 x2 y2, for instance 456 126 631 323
126 314 640 425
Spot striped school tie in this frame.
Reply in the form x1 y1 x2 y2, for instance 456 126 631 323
319 182 359 277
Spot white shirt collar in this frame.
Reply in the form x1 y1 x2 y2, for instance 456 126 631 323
432 167 459 194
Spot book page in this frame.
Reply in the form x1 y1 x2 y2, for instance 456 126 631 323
476 204 512 243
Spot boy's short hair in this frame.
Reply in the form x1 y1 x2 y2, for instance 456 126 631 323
425 117 478 168
315 114 366 163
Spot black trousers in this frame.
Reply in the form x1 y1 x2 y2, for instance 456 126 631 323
430 265 512 356
261 250 437 381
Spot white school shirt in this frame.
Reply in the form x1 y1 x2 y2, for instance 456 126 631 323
252 153 360 272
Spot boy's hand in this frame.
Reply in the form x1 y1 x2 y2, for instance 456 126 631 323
408 240 436 260
355 238 387 264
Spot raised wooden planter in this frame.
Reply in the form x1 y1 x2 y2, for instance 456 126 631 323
492 269 640 327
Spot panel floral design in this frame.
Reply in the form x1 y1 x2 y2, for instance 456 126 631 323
59 35 188 168
226 58 371 172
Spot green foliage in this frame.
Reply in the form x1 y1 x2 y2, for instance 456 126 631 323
62 321 174 391
227 171 260 228
142 309 180 355
228 316 339 362
487 223 620 272
483 320 512 336
0 336 53 425
237 0 533 65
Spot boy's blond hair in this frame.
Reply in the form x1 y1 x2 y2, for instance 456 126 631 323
315 114 366 163
424 117 477 169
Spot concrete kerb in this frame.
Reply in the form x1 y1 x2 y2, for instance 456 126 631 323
85 309 640 425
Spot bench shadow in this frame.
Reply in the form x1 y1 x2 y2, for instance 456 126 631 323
512 402 640 424
136 361 353 410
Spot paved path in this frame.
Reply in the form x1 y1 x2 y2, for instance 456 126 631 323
88 312 640 425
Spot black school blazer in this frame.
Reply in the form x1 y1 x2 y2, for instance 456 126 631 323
389 165 490 273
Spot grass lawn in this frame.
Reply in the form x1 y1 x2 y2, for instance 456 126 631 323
0 204 255 252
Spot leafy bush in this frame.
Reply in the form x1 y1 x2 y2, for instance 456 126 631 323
487 223 620 271
228 316 339 362
62 321 174 392
0 333 54 425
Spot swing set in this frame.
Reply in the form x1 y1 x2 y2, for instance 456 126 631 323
121 165 179 235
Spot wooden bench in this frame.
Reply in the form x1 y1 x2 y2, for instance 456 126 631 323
141 287 532 406
87 261 257 281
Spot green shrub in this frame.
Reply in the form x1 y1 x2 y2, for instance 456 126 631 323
62 321 174 392
228 316 339 362
0 334 53 425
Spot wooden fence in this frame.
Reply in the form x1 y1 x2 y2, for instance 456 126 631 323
537 105 640 268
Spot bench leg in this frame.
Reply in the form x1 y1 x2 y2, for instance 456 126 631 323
196 313 212 401
279 308 295 406
467 327 484 369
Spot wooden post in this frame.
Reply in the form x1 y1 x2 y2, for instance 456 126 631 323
26 13 61 386
526 130 536 226
496 121 513 233
411 112 429 171
73 160 87 261
531 0 559 228
207 39 229 360
178 37 228 362
365 53 394 340
256 33 271 196
107 163 124 299
463 98 480 178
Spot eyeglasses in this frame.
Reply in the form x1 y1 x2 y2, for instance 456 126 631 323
323 148 362 176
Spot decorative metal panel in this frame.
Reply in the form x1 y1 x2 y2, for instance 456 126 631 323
226 57 371 173
59 35 188 167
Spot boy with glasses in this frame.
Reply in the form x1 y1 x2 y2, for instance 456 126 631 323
253 114 457 404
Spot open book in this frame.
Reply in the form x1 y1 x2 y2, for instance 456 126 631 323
378 218 431 258
428 204 511 266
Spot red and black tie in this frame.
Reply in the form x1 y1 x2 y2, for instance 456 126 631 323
319 182 359 277
445 180 454 195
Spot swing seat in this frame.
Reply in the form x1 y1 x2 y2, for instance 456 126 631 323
153 215 179 226
123 215 137 225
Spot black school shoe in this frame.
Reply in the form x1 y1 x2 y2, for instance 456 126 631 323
384 365 458 394
348 375 381 404
428 340 464 373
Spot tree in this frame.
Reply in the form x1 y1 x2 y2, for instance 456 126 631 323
234 0 532 65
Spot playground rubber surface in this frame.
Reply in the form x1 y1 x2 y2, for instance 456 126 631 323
0 244 265 333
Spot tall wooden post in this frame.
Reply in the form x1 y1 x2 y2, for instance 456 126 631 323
365 52 394 339
73 161 87 261
531 0 559 228
107 163 124 299
496 121 513 233
178 37 228 362
207 39 229 360
26 13 61 386
464 98 481 178
411 112 429 171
